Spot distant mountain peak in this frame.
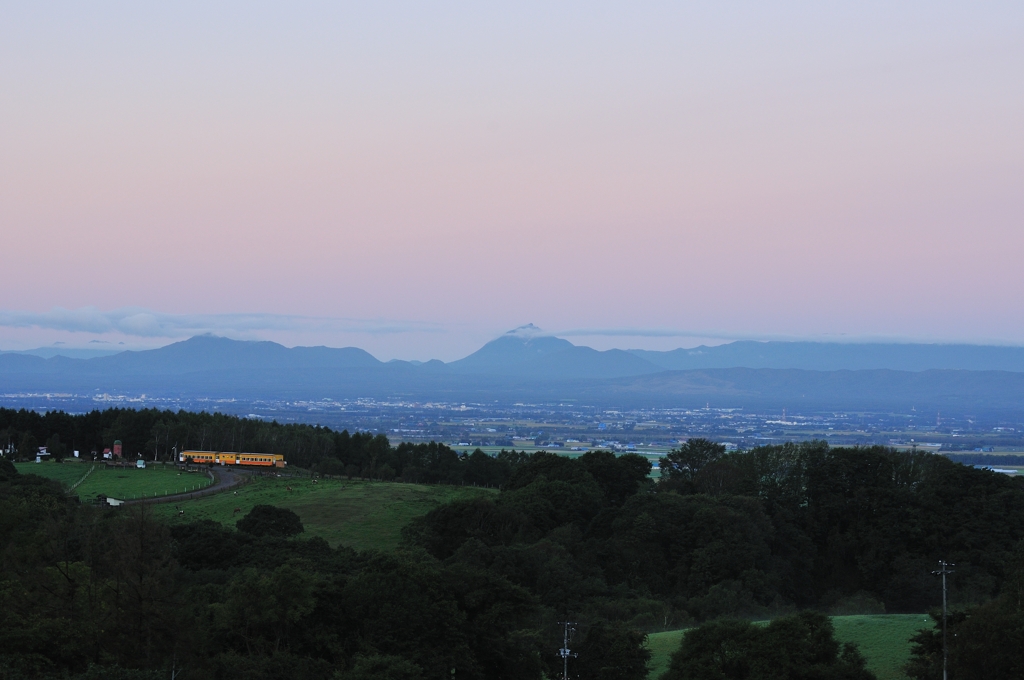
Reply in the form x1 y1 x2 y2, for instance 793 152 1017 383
444 326 661 379
505 324 545 338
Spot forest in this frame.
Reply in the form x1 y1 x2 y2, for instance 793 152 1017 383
1 408 1024 679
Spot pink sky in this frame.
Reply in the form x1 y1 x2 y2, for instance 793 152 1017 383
1 3 1022 360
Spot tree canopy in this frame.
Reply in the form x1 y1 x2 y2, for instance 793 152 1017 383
3 412 1024 679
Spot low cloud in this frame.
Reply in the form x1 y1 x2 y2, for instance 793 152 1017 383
555 327 756 340
0 307 442 339
553 327 1024 346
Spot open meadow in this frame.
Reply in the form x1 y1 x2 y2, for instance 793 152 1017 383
151 475 496 551
645 613 933 680
15 461 212 500
14 460 93 487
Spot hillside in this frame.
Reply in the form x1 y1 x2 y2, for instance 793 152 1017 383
152 476 495 551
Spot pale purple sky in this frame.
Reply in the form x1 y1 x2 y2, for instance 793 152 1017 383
1 3 1022 360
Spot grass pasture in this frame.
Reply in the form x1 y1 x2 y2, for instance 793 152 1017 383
75 464 212 500
645 614 932 680
16 461 212 500
152 476 496 551
15 460 93 488
645 629 686 679
832 614 934 680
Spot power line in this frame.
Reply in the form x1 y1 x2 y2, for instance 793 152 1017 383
557 620 578 680
931 560 955 680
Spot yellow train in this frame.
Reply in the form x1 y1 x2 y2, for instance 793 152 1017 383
179 450 287 468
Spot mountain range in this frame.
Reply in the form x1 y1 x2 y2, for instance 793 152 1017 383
3 328 1024 415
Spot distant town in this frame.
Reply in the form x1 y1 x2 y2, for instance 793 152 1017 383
3 391 1021 455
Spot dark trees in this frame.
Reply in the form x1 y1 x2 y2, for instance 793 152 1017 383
44 433 66 461
0 458 15 481
906 593 1024 680
236 505 305 538
407 440 1024 621
337 655 424 680
663 611 874 680
579 451 652 505
658 438 726 494
18 431 38 461
573 621 650 680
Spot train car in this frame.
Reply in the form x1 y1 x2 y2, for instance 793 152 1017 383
179 450 286 468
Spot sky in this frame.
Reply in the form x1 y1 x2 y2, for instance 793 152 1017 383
1 2 1022 361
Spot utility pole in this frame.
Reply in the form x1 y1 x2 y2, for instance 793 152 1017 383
557 620 578 680
932 560 955 680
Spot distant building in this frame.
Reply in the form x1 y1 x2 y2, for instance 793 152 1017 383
975 465 1016 475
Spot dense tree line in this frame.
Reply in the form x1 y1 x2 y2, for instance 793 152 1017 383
0 408 516 486
407 440 1024 625
0 407 347 468
3 417 1024 678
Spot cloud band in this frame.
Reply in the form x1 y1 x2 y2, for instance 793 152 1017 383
0 307 441 338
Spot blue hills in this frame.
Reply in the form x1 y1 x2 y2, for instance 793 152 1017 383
629 340 1024 373
3 329 1024 415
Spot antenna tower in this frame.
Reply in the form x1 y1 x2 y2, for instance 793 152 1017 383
557 620 578 680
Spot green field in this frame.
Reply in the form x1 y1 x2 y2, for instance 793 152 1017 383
76 465 212 500
646 628 689 679
14 460 93 487
832 615 934 680
152 476 496 551
15 461 212 500
646 614 933 680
